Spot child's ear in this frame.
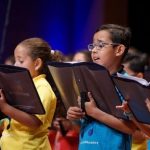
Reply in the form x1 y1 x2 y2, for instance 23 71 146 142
34 58 42 71
115 44 126 56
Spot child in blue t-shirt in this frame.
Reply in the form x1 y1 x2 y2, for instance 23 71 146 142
67 24 138 150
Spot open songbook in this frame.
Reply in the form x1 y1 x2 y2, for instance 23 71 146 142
47 61 150 124
0 64 45 118
47 62 127 120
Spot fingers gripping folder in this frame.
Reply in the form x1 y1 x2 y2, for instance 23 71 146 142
47 62 124 120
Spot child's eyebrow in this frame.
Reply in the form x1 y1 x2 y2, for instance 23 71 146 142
15 56 23 61
97 40 103 42
93 39 103 43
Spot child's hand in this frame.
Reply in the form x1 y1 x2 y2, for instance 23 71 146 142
53 117 62 130
116 101 130 112
85 92 98 116
0 89 7 111
116 100 134 120
53 117 72 135
67 106 85 120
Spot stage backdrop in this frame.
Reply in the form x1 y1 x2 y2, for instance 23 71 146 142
0 0 128 63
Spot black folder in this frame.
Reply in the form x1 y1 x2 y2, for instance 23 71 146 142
0 64 45 118
47 62 126 120
112 76 150 124
144 70 150 82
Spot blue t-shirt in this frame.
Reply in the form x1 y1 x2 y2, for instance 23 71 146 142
78 71 131 150
79 118 131 150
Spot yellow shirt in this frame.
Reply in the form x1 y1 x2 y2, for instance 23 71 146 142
132 139 147 150
0 74 56 150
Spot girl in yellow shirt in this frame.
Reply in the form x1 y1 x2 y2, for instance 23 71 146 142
0 38 57 150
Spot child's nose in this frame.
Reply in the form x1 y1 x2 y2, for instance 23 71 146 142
91 47 98 53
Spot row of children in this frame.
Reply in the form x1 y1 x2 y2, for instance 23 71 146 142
0 23 150 150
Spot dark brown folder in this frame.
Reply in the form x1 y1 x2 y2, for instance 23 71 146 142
112 76 150 124
144 70 150 82
0 64 45 117
47 62 126 120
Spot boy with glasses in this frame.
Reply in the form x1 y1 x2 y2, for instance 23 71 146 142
67 24 137 150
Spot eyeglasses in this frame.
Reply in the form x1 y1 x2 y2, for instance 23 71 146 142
88 42 119 51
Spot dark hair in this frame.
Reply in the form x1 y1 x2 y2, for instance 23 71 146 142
123 52 148 73
51 50 65 62
18 37 52 63
17 38 64 71
96 24 131 57
16 37 58 83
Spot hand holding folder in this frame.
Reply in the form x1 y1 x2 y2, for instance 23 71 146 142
47 62 150 124
0 64 45 119
47 62 126 120
112 74 150 124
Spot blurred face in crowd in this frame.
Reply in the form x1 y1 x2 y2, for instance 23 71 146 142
73 52 88 62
